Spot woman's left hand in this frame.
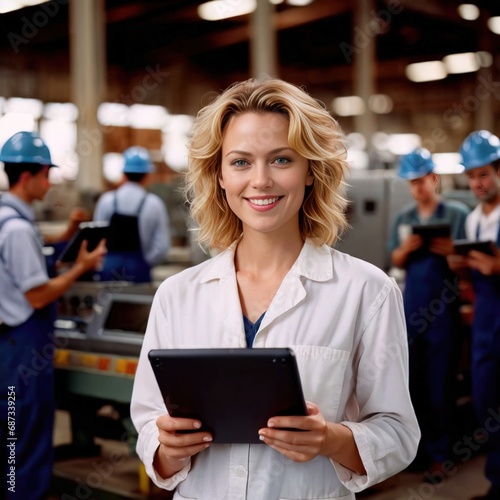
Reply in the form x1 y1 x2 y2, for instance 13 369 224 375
258 402 330 462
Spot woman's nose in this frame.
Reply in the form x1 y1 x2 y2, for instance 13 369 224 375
250 164 272 188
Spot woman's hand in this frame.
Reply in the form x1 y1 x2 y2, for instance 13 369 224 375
257 402 328 463
258 402 365 475
154 414 212 479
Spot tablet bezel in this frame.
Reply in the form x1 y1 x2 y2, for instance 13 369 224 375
148 347 307 444
411 223 451 240
453 239 496 257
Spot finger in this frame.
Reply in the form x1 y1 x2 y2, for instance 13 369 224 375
79 239 88 253
305 401 319 415
159 440 211 460
157 415 203 433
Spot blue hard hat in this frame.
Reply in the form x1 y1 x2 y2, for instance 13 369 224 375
398 148 435 180
0 131 56 166
459 130 500 171
123 146 153 174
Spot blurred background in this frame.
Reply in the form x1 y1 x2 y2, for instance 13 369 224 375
0 1 499 498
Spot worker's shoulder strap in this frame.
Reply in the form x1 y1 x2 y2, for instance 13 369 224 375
0 199 29 231
113 191 148 215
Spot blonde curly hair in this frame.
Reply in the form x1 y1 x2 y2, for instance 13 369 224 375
185 78 349 250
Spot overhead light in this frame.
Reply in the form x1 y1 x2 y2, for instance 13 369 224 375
405 61 447 82
443 52 479 74
97 103 129 127
43 102 78 122
457 4 480 21
198 0 255 21
487 16 500 35
5 97 43 118
387 134 421 156
368 94 393 114
331 96 365 116
103 152 125 184
432 153 465 175
129 104 168 129
0 0 48 14
287 0 313 5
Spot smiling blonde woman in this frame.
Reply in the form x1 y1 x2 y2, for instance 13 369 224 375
131 78 420 500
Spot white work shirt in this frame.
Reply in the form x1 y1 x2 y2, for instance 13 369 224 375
93 182 171 266
465 203 500 242
131 241 420 500
0 193 49 326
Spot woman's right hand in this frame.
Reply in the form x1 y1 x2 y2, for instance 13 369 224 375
154 414 212 479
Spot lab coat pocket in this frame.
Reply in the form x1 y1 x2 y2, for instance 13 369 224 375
290 344 350 422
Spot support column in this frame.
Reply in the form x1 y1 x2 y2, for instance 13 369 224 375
250 0 278 79
353 0 377 147
474 11 494 131
69 0 106 193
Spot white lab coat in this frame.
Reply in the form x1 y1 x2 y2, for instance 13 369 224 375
131 240 420 500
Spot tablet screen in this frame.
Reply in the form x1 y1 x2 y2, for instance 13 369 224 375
148 347 307 444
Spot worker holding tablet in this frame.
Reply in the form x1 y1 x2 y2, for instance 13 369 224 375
387 148 469 481
0 131 106 500
131 79 420 499
452 130 500 500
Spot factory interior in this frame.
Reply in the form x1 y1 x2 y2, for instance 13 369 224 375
1 0 500 498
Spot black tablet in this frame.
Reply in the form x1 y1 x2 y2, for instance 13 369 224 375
58 221 108 263
453 239 496 257
412 223 451 241
148 347 307 444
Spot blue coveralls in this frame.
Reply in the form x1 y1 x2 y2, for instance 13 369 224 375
388 200 469 466
471 224 500 492
0 207 56 500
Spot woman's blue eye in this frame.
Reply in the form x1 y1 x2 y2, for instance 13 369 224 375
274 157 290 164
232 159 248 167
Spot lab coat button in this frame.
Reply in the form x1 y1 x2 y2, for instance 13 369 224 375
235 466 247 477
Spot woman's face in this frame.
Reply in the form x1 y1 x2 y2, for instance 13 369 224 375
219 112 313 238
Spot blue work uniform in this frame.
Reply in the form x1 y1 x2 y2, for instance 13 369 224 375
0 193 56 500
388 199 469 466
93 182 170 283
470 221 500 492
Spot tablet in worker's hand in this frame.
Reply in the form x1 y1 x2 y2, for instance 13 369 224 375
148 347 307 444
453 239 496 257
412 223 451 242
58 221 108 263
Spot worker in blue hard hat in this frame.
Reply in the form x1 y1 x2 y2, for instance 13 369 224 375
0 131 106 499
452 130 500 500
387 147 470 481
93 146 171 283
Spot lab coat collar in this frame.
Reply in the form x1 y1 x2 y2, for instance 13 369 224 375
199 238 334 284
